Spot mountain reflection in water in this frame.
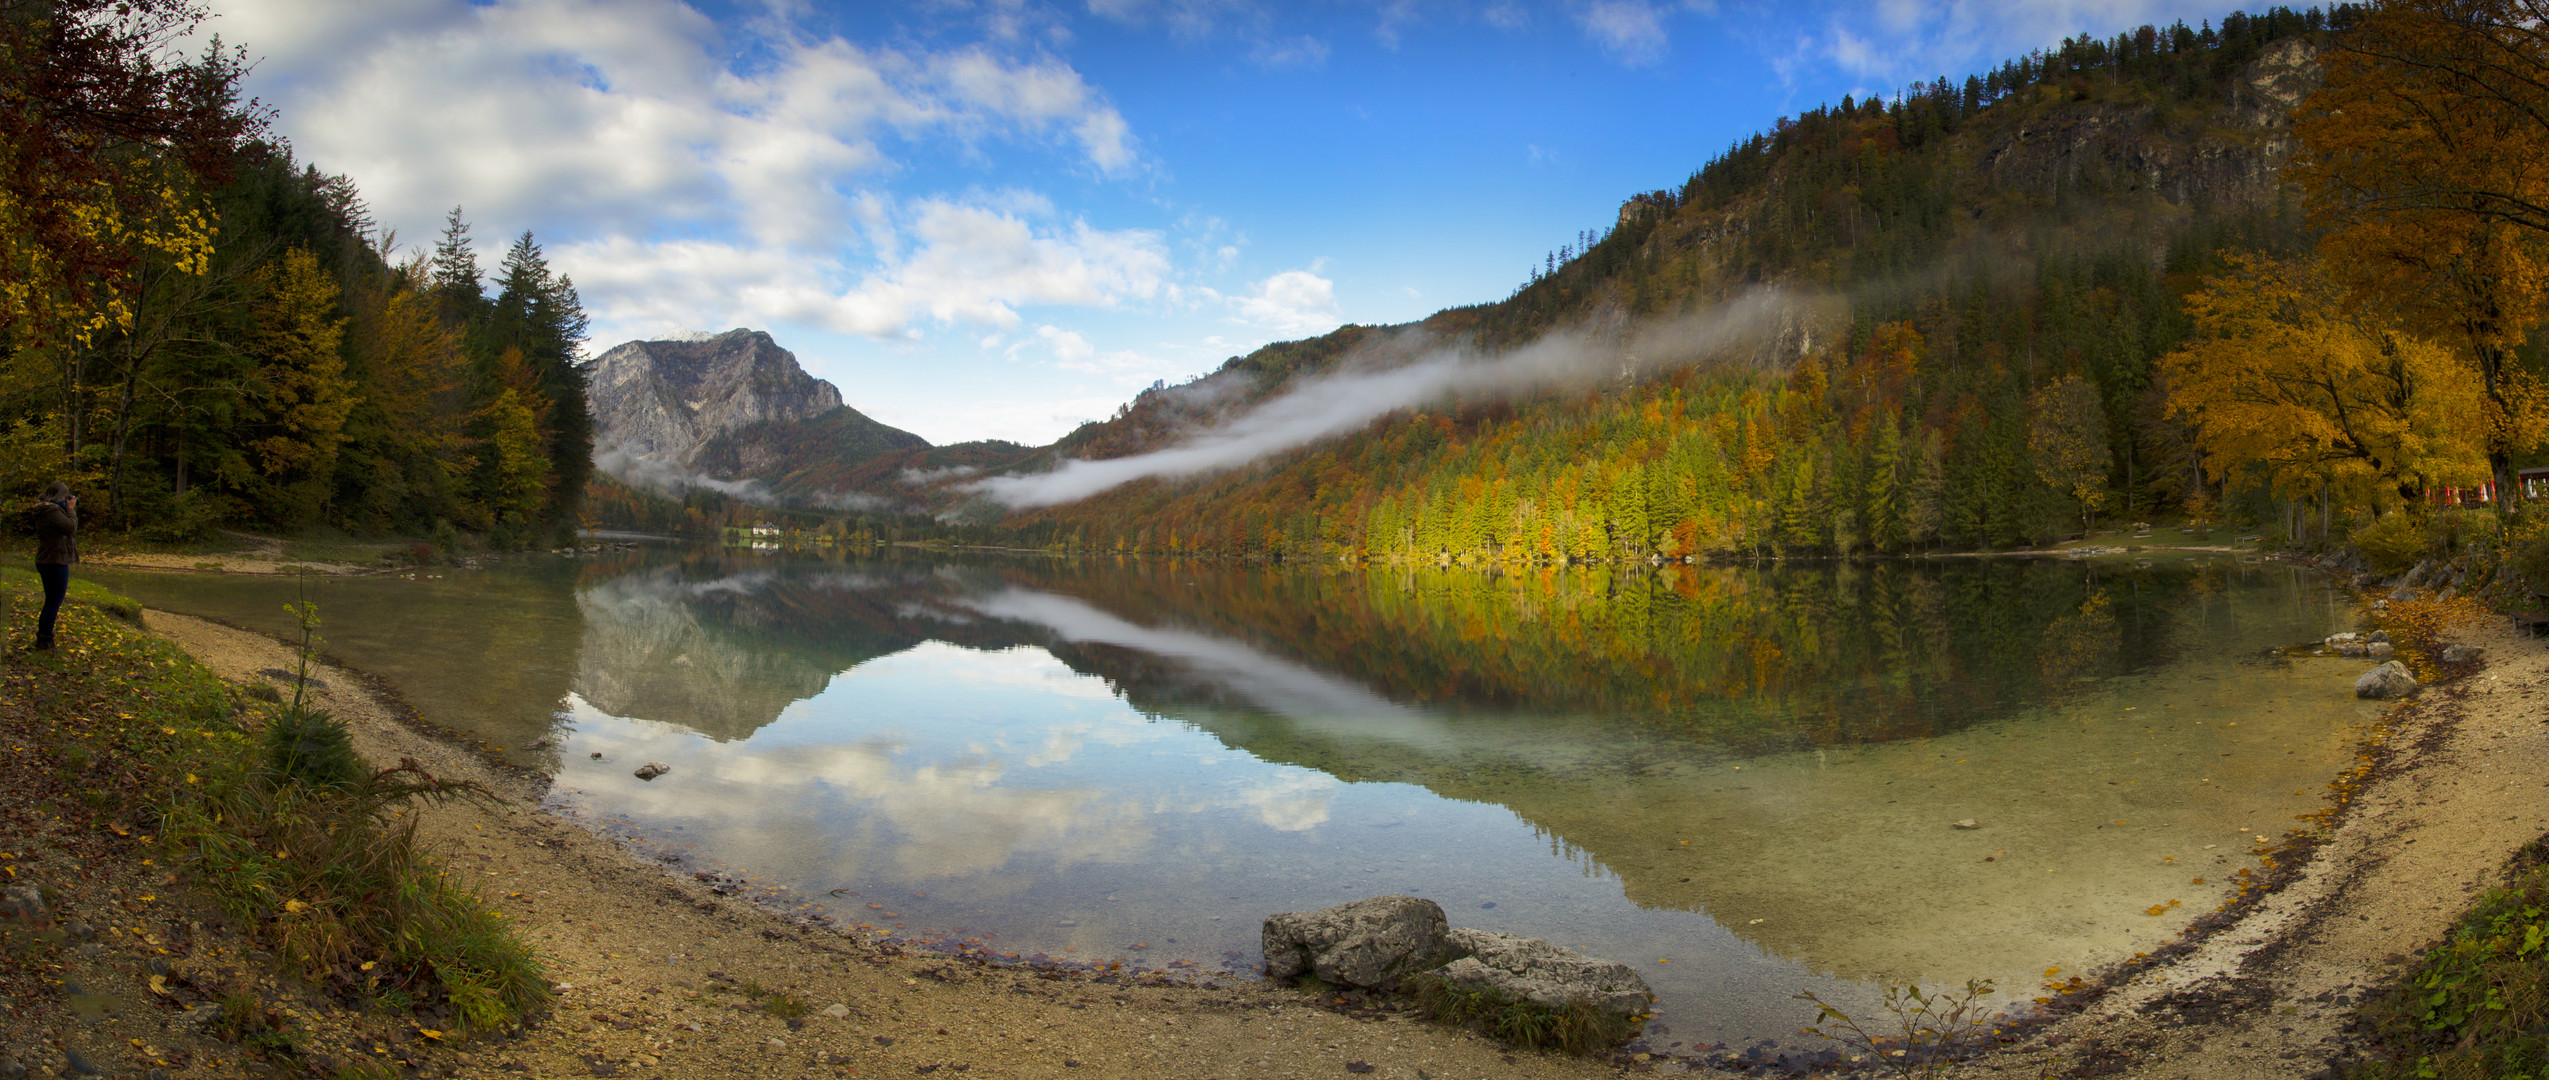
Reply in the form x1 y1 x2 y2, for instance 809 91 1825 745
89 549 2368 1049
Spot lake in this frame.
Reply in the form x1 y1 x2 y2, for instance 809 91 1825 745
87 547 2374 1053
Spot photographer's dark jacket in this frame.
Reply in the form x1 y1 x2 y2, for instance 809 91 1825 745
33 500 76 565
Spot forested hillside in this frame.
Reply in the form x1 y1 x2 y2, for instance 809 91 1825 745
1 0 593 548
993 3 2545 563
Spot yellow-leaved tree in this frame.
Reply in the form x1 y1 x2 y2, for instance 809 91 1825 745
2160 254 2488 513
2026 375 2112 531
246 247 353 525
2291 0 2549 508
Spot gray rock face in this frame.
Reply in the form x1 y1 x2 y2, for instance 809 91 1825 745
2440 643 2486 664
1431 928 1654 1019
2365 641 2395 660
2355 660 2419 700
588 329 844 467
1262 895 1464 987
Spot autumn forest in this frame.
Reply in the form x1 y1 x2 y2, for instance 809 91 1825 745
9 1 2549 572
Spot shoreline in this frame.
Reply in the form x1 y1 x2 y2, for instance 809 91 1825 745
135 609 1625 1080
16 562 2536 1077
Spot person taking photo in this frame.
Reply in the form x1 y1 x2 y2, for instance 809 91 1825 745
30 481 77 651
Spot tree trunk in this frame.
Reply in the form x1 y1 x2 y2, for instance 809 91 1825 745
105 337 143 532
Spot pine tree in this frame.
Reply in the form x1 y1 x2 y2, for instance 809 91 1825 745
430 207 483 317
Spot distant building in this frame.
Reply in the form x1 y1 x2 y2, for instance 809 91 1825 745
751 523 779 538
2426 468 2549 506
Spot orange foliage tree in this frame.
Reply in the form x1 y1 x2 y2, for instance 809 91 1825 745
2291 0 2549 508
2160 254 2487 510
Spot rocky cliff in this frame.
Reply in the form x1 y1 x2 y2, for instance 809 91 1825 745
587 329 847 466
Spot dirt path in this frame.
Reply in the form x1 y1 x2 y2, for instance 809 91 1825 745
142 610 1622 1080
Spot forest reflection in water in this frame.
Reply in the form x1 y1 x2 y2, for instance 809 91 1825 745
89 549 2371 1049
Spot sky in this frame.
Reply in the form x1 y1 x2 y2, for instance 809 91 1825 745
198 0 2248 447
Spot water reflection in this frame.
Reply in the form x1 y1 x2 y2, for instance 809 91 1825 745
90 549 2368 1050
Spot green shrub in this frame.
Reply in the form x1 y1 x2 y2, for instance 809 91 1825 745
2428 508 2502 561
2347 839 2549 1080
164 751 548 1030
2354 512 2428 575
262 707 367 790
2507 518 2549 598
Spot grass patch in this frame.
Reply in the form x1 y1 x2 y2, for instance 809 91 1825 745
0 566 141 623
0 579 549 1034
1403 973 1639 1056
2346 838 2549 1080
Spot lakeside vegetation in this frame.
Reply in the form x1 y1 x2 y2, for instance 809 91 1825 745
1 0 592 552
2 0 2545 1072
0 577 546 1061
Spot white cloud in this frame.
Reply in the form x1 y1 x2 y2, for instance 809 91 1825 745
202 0 1144 292
1231 267 1342 337
554 195 1166 343
1029 324 1097 367
1575 0 1672 66
1248 34 1331 69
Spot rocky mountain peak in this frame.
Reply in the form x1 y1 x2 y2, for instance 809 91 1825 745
588 328 845 465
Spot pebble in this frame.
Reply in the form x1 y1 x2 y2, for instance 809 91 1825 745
822 1003 851 1018
1953 819 1980 830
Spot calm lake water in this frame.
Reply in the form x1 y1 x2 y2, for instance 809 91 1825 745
88 547 2376 1053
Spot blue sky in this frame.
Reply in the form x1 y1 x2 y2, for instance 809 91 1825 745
203 0 2244 446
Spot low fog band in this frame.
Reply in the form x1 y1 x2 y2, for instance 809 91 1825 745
966 288 1796 509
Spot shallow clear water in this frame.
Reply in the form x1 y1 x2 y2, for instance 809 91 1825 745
87 549 2376 1052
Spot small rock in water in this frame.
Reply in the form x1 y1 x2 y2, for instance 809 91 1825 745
590 752 603 760
634 762 671 781
2365 641 2395 660
2355 661 2419 700
1952 819 1980 830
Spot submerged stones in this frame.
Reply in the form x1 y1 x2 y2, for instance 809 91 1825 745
2355 661 2419 700
1261 896 1656 1024
634 761 672 780
1435 928 1654 1018
1261 895 1462 987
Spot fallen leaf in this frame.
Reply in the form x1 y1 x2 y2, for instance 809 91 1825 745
147 975 169 996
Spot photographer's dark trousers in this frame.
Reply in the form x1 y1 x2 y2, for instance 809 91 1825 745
34 562 68 648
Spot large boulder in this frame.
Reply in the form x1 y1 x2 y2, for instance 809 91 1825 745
2355 660 2419 700
1262 896 1465 988
1428 928 1654 1020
